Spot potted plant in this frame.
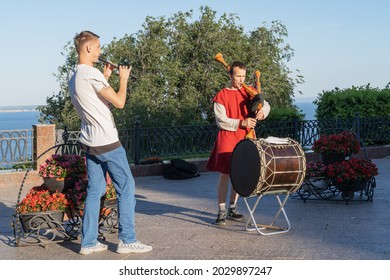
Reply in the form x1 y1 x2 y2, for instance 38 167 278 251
64 174 117 217
100 176 117 219
38 154 86 193
306 161 327 178
304 161 328 189
104 175 116 200
16 185 69 232
312 131 360 164
326 158 378 192
65 178 87 213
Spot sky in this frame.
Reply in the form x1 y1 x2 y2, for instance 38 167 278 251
1 0 389 107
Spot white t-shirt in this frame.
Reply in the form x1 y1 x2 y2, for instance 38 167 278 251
68 64 119 147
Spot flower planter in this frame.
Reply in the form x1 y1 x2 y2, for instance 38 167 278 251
336 179 368 192
335 179 369 201
313 131 360 158
99 198 118 233
39 154 86 192
321 153 350 165
43 174 85 193
327 159 378 192
307 177 328 189
43 177 65 193
100 198 117 217
19 210 64 232
64 174 85 192
336 180 369 201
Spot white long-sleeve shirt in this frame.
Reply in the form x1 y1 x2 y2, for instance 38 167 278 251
214 99 271 131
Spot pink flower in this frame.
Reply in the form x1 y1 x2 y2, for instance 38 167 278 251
38 154 86 179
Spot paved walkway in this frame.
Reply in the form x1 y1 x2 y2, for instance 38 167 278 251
0 157 389 260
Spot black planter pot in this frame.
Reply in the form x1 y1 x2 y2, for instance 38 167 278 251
336 180 368 192
321 153 350 165
43 177 65 193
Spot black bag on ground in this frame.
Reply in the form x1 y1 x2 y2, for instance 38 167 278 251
163 159 200 180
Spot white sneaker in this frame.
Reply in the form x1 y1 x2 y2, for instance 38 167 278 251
116 240 153 254
79 241 108 255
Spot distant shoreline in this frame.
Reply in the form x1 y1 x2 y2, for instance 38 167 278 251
0 109 38 113
0 105 40 113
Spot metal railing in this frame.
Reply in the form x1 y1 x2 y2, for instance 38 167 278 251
61 123 218 165
2 114 388 169
61 114 390 165
0 129 33 170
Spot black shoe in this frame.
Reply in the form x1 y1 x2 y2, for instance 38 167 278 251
215 209 227 226
227 207 245 221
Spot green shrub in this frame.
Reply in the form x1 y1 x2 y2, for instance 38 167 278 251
314 83 390 119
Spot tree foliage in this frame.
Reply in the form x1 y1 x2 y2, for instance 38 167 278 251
37 6 303 130
314 83 390 119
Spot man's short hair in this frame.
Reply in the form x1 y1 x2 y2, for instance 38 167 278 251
229 61 246 75
73 31 100 53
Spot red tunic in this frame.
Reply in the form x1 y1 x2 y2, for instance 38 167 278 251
206 87 251 174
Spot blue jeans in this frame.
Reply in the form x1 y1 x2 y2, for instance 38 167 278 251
81 146 136 247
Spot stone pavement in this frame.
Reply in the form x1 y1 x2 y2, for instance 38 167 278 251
0 157 389 260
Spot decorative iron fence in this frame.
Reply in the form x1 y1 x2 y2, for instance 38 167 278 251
61 123 217 165
2 114 388 169
0 129 33 169
60 114 390 165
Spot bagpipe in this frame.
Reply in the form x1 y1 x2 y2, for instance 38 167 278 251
214 53 265 139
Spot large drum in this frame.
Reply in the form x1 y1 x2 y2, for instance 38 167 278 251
230 137 306 197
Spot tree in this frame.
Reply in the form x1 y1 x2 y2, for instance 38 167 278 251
38 6 303 129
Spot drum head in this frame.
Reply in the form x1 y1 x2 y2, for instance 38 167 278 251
230 139 261 197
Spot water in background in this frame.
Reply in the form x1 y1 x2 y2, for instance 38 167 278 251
0 102 317 131
294 100 316 120
0 111 40 131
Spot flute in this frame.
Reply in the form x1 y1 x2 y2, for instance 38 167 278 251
98 57 138 80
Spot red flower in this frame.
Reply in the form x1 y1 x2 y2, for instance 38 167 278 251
313 131 360 156
16 185 69 214
326 158 378 183
306 161 327 177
